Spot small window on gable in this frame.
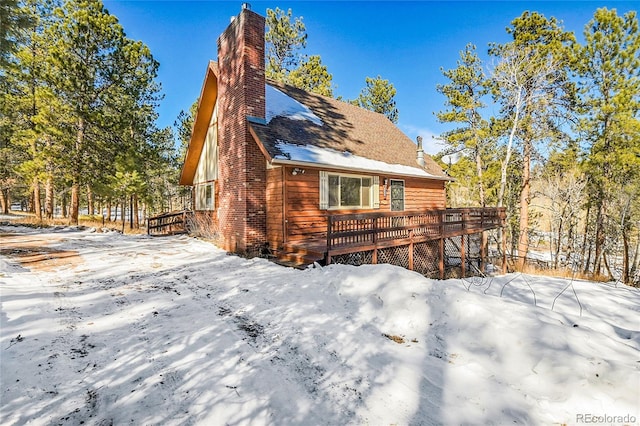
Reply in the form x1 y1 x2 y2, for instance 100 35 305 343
320 172 379 210
195 183 215 211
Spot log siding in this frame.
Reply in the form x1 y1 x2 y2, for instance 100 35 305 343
278 165 448 245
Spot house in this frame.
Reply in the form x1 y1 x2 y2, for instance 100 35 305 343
179 5 504 275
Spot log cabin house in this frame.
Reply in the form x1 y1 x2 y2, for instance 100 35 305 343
178 5 505 277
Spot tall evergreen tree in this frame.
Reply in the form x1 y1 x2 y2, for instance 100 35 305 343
287 54 333 97
45 0 159 224
576 8 640 280
490 11 576 268
352 75 399 123
436 43 491 206
8 0 60 219
265 7 334 97
0 0 32 82
265 7 307 82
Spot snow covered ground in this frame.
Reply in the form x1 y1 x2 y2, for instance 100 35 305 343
1 225 638 425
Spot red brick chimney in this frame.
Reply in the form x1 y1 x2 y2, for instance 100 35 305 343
216 4 267 253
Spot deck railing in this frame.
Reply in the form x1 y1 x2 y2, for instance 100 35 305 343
147 210 192 236
327 207 505 257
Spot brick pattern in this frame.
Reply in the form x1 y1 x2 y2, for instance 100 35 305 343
216 9 267 253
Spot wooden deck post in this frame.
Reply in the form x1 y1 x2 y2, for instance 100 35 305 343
501 228 507 274
460 234 466 278
408 229 414 271
439 237 445 279
372 216 378 264
480 231 487 273
326 215 332 265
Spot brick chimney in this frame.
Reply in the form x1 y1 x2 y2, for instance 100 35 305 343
216 4 267 253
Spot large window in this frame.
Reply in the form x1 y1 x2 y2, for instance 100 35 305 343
320 172 379 209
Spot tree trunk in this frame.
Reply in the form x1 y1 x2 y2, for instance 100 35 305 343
622 226 630 285
71 181 79 225
581 204 592 274
32 176 42 221
71 118 85 224
630 229 640 284
593 197 606 276
45 175 54 219
106 200 112 222
517 140 531 270
87 185 94 216
61 193 68 218
44 136 54 219
129 194 134 230
121 200 126 233
566 213 575 269
475 146 485 207
602 253 614 281
554 217 564 270
0 189 7 214
498 94 520 208
133 193 139 228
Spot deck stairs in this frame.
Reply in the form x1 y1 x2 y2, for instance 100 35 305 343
275 240 326 269
147 210 192 236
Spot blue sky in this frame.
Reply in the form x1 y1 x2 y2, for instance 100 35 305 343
103 0 637 154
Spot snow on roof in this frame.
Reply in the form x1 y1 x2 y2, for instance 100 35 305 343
266 84 323 126
273 140 435 177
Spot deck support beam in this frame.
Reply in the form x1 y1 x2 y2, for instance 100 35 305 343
439 237 445 280
461 235 466 278
408 230 414 271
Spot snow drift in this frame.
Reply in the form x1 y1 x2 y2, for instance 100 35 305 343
1 225 638 425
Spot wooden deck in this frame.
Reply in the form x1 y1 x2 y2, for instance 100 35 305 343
279 208 506 274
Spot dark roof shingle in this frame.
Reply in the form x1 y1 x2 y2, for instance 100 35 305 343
250 79 447 178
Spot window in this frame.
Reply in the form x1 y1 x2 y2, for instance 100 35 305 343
320 172 379 209
390 179 405 211
195 183 215 210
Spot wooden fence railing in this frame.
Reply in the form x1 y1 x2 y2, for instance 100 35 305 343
326 207 506 260
147 210 192 236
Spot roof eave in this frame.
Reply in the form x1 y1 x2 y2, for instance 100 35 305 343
179 61 219 186
270 158 454 181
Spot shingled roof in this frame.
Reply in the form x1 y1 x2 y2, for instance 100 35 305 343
180 62 449 186
249 79 448 179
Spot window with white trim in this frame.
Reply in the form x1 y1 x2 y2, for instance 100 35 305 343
195 183 215 210
320 171 379 210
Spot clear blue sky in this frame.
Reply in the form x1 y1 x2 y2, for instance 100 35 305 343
103 0 637 154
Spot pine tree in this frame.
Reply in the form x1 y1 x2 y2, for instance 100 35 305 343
265 7 307 82
0 0 32 83
352 76 399 123
265 7 334 97
490 11 576 268
287 55 333 97
576 8 640 280
436 43 491 207
7 0 61 219
45 0 160 224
